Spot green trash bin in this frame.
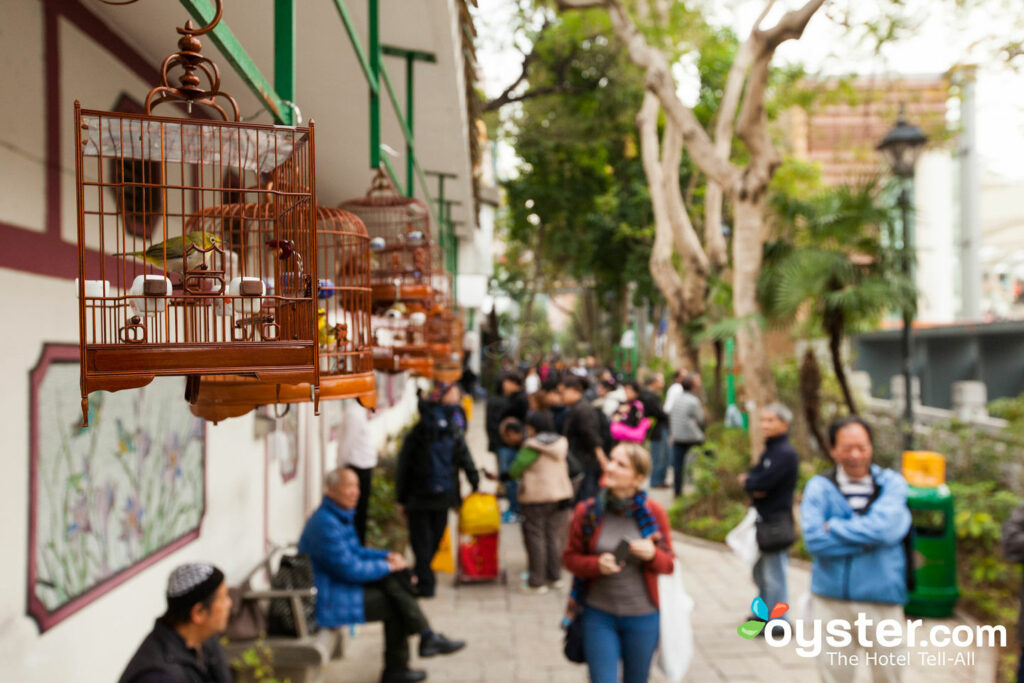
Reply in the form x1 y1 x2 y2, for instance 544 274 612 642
904 483 959 618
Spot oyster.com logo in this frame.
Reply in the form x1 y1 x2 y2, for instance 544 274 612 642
737 597 788 639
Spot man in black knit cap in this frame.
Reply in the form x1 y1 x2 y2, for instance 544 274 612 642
119 562 234 683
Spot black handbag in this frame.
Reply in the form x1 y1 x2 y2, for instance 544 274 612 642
267 553 319 637
563 612 585 663
755 512 796 552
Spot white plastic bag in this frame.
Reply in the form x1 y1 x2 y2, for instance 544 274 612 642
657 563 694 682
725 507 760 568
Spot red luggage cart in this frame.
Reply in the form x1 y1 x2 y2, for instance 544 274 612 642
454 493 507 586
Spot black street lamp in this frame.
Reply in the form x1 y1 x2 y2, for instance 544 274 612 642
877 111 928 451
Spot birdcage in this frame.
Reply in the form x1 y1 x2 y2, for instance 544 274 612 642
340 170 434 305
74 105 320 425
187 206 376 422
432 314 464 383
371 305 434 378
73 7 319 425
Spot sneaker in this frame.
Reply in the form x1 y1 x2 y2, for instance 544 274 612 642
520 584 549 595
548 579 567 590
501 510 516 524
380 669 427 683
419 632 466 657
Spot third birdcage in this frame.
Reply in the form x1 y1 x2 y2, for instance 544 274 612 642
340 169 434 306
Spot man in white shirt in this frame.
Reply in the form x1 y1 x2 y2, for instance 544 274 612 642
337 398 378 544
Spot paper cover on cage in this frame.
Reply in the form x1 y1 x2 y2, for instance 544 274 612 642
80 114 303 174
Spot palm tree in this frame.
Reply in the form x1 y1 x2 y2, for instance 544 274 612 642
761 179 916 414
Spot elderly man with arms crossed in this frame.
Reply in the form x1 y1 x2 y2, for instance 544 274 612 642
801 416 911 683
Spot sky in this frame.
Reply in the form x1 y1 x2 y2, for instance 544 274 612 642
473 0 1024 181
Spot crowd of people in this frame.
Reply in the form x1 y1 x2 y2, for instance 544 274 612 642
115 354 1024 683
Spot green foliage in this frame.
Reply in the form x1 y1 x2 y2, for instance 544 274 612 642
366 454 408 553
228 636 288 683
946 480 1020 670
669 425 751 540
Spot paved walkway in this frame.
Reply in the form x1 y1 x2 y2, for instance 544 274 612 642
326 402 996 682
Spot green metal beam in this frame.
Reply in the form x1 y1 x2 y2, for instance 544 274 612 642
381 47 436 198
382 45 437 64
274 0 295 107
406 56 414 197
178 0 293 125
369 0 380 169
379 65 415 164
330 0 378 94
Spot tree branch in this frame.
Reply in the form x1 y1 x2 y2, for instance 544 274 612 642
558 0 739 189
735 0 826 199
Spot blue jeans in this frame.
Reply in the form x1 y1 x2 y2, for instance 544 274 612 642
497 446 520 515
582 606 660 683
672 442 694 497
753 549 789 619
649 434 669 487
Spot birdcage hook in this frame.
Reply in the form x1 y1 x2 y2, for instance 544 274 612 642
116 0 241 120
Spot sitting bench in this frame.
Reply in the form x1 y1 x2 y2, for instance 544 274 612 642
223 546 343 683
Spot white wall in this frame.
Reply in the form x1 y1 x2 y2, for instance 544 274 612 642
0 1 440 679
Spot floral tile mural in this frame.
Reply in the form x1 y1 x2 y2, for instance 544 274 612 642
28 344 205 632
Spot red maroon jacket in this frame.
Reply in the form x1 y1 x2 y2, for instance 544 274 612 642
562 497 675 608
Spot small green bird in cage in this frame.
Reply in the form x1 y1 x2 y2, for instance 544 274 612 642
116 231 222 271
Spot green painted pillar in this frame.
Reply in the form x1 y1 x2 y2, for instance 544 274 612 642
369 0 380 169
274 0 296 124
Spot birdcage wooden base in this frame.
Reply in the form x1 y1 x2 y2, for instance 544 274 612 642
434 366 461 383
188 370 375 422
429 343 453 357
84 343 317 376
371 283 434 304
373 353 434 378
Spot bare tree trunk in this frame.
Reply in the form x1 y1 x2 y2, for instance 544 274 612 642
711 338 725 420
799 348 829 456
732 196 777 459
825 308 858 414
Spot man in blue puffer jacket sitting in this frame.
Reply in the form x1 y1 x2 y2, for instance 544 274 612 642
299 466 466 683
801 415 911 683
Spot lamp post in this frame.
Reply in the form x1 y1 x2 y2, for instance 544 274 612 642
877 111 928 451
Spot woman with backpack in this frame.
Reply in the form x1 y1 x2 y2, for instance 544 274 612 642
507 410 575 594
562 443 674 683
395 382 480 598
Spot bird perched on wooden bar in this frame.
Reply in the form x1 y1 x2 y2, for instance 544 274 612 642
116 231 221 272
318 308 338 347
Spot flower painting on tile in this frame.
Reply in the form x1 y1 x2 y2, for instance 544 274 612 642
29 347 205 631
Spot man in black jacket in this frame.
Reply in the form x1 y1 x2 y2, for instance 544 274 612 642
1002 501 1024 683
738 403 799 624
559 374 607 501
396 384 480 598
119 563 233 683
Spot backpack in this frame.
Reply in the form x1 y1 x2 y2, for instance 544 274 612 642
424 406 457 496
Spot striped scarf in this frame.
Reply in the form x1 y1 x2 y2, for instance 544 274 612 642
563 489 658 625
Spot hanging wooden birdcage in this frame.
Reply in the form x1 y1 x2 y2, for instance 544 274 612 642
340 170 434 305
371 304 434 378
432 314 464 383
187 206 376 422
74 4 319 425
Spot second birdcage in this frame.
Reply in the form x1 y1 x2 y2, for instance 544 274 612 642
188 206 376 422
